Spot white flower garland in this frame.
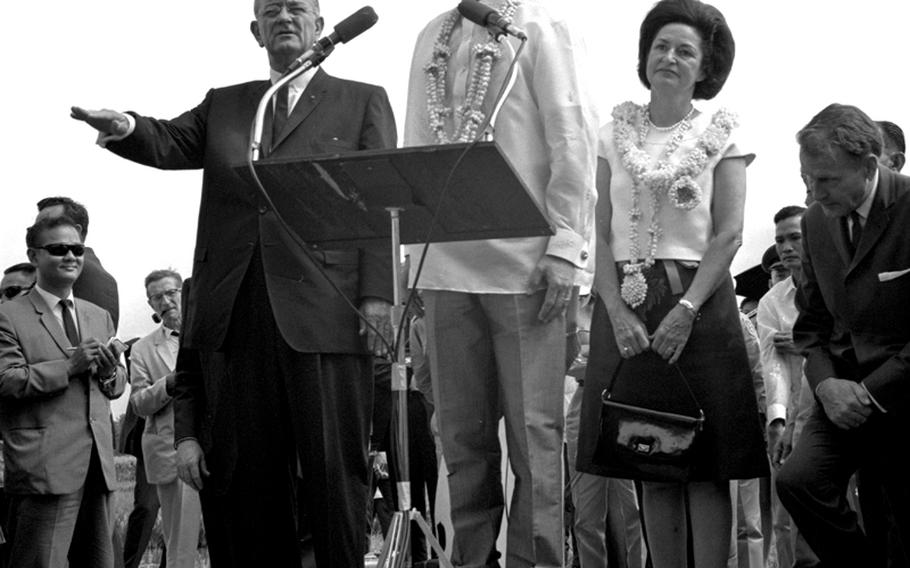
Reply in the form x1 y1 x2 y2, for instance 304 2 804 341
424 0 520 143
612 101 738 308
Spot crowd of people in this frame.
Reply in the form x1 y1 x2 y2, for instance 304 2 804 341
1 0 908 567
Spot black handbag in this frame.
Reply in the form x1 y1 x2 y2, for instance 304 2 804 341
592 360 705 482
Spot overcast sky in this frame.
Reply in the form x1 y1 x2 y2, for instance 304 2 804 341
2 0 908 416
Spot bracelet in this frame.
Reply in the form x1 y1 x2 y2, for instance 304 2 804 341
678 298 698 315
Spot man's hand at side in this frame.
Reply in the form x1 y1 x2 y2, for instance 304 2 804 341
176 439 209 492
529 255 575 323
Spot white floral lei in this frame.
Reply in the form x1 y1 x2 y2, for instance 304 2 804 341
612 101 738 308
424 0 520 143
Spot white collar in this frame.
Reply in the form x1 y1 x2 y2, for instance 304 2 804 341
34 284 74 311
269 66 318 93
854 168 879 222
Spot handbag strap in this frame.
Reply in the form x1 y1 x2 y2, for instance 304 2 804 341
604 359 703 414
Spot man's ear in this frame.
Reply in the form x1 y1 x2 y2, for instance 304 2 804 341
863 154 879 179
26 249 36 264
892 152 906 173
315 16 324 38
251 21 264 47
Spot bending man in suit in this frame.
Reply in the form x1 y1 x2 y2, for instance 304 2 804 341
0 214 126 568
71 0 396 565
776 103 910 568
130 269 201 568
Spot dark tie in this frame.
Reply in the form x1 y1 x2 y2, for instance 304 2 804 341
271 84 290 149
850 210 863 254
59 299 80 346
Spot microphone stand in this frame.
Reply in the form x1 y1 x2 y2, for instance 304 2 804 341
248 46 334 162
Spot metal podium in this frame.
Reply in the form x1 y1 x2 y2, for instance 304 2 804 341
237 141 553 567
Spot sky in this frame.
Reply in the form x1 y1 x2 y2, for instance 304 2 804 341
2 0 908 416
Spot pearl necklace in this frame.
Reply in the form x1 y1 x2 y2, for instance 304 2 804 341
424 0 520 143
645 105 696 132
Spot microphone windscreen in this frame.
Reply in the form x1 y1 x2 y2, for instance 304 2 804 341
457 0 494 27
334 6 378 43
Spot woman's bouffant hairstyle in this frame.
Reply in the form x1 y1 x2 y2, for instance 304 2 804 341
637 0 735 100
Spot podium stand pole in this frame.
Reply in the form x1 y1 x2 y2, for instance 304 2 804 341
376 208 452 568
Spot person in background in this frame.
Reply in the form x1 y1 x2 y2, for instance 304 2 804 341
876 120 905 173
0 214 126 567
130 269 202 568
35 197 120 330
576 1 768 566
777 103 910 567
757 206 820 568
0 263 36 304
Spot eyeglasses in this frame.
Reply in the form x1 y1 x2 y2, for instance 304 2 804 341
148 288 181 303
1 285 32 300
35 243 86 257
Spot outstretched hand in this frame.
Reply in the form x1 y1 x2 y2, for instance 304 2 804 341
70 106 130 136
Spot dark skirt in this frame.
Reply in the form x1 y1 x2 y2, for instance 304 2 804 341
575 261 769 481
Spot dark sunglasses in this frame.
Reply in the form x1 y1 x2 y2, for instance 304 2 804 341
35 243 86 257
1 285 32 300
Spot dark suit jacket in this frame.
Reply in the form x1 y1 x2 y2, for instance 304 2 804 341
74 246 120 331
795 166 910 413
108 69 396 355
0 290 127 494
105 70 397 460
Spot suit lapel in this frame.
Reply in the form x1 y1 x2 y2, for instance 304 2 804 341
29 291 70 354
271 69 328 151
74 298 99 344
847 167 896 275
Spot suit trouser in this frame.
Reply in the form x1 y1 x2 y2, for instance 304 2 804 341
777 405 910 568
199 255 373 568
120 446 163 568
156 479 202 568
729 479 764 568
6 447 114 568
423 290 565 568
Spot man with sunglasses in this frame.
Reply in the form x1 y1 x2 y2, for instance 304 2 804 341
0 263 36 304
0 214 127 568
35 197 120 331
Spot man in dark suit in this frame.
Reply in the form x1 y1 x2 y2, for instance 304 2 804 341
776 103 910 568
70 1 396 566
0 214 127 567
35 197 120 330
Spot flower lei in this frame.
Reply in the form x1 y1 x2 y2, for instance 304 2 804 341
612 101 738 308
424 0 520 143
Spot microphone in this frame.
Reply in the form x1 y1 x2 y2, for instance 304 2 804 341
285 6 379 73
457 0 527 41
152 313 161 324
